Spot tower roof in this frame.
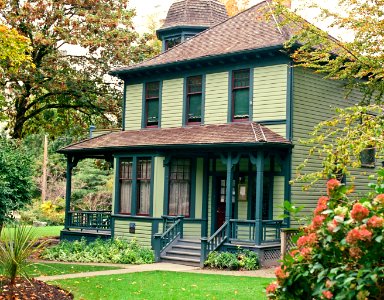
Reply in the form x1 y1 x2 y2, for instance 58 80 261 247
160 0 228 30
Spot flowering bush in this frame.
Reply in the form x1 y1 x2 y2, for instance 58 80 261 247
267 178 384 299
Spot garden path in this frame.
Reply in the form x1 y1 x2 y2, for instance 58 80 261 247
33 261 276 281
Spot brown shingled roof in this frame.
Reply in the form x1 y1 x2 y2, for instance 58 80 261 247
111 1 292 75
59 122 291 154
160 0 228 30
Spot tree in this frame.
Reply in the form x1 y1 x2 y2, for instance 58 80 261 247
1 0 159 139
270 0 384 183
0 137 33 233
220 0 249 17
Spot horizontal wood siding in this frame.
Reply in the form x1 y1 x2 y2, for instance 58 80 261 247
273 176 285 220
253 64 287 121
161 78 183 128
114 219 152 247
292 68 375 221
153 157 165 218
125 84 143 130
238 201 248 220
265 124 286 138
205 72 229 124
184 223 201 238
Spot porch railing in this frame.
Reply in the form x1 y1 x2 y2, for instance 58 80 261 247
200 220 229 266
67 211 111 231
229 219 285 244
153 216 184 261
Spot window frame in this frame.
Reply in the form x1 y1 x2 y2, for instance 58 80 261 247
231 69 251 122
136 158 152 216
116 156 154 216
118 158 133 215
144 81 161 128
185 75 203 125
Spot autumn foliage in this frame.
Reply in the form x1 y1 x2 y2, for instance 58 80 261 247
267 178 384 299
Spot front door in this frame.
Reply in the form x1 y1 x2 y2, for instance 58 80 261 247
215 176 235 230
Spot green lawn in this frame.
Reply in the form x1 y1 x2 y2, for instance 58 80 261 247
1 263 122 277
1 225 62 239
53 271 272 300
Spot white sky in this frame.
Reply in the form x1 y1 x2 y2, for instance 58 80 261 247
128 0 349 40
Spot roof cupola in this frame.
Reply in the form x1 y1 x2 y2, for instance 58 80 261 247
157 0 228 52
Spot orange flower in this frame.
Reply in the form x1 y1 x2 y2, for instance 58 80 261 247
322 290 333 299
314 196 329 215
297 233 317 248
346 225 372 244
327 179 341 196
312 215 326 229
374 194 384 204
350 203 369 222
266 282 278 294
367 216 384 228
275 266 288 284
349 247 362 259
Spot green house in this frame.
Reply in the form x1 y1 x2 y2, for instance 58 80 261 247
59 0 376 267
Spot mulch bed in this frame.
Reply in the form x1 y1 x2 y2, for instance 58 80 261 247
0 277 73 300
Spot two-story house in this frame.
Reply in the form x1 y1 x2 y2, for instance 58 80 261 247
59 0 375 266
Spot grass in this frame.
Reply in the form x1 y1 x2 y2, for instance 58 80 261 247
1 263 122 277
53 271 273 300
1 226 62 239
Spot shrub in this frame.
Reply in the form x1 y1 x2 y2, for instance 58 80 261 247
267 178 384 299
0 225 42 285
20 198 64 225
204 249 259 270
41 238 154 264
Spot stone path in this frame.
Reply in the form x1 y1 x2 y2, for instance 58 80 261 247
33 260 276 282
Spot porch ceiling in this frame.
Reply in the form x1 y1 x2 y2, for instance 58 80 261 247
58 122 292 155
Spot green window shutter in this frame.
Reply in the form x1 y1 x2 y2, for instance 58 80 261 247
234 89 249 118
147 99 159 126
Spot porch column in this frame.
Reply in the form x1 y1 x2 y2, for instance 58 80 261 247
225 154 233 222
283 150 292 227
64 156 79 229
255 150 264 245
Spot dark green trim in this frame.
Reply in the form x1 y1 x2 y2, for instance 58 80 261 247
227 70 233 123
120 54 290 85
225 154 233 221
141 84 146 129
201 157 209 237
210 160 217 235
189 158 197 219
114 153 161 158
111 217 115 239
259 119 286 126
286 61 294 141
182 77 187 127
131 157 138 215
113 157 120 215
151 219 161 247
201 74 206 125
249 67 254 121
255 150 264 245
163 157 170 215
113 215 162 221
284 150 292 227
141 81 162 129
247 160 253 220
268 156 275 220
159 81 163 128
122 81 127 130
111 46 287 79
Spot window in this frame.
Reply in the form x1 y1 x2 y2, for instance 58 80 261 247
145 82 160 128
165 37 181 50
168 159 191 217
119 157 152 215
360 147 375 168
119 159 133 214
136 158 151 215
186 75 203 124
232 69 250 121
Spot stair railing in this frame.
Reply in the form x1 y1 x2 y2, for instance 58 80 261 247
153 216 184 262
200 220 229 267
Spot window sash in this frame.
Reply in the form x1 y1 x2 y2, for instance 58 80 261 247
145 82 160 127
119 159 133 214
187 76 203 124
137 159 151 215
232 69 250 120
168 159 191 217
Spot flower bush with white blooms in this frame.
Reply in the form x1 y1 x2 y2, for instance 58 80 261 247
267 176 384 300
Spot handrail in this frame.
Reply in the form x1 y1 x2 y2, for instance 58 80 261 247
67 211 111 231
153 216 184 261
200 220 229 266
262 220 285 243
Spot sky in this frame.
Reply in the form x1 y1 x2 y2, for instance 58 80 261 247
128 0 348 40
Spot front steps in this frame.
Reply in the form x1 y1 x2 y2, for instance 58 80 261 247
160 239 201 267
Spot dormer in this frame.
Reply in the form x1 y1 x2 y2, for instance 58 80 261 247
156 0 228 52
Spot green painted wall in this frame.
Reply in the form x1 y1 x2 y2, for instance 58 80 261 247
184 222 202 239
153 157 165 218
292 68 375 222
204 72 229 124
273 176 285 220
114 219 152 247
125 84 143 130
253 64 287 122
265 124 286 138
195 158 204 219
161 78 184 128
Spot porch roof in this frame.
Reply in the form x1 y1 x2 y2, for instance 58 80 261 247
58 122 292 154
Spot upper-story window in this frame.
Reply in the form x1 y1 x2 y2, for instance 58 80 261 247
232 69 250 121
165 37 181 51
186 75 203 125
145 81 160 128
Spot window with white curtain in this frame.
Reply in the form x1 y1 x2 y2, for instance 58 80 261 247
168 159 191 217
119 159 133 214
137 158 151 215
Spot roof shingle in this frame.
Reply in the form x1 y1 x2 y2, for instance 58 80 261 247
59 122 291 153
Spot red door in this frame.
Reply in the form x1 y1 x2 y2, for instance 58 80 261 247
216 177 227 230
